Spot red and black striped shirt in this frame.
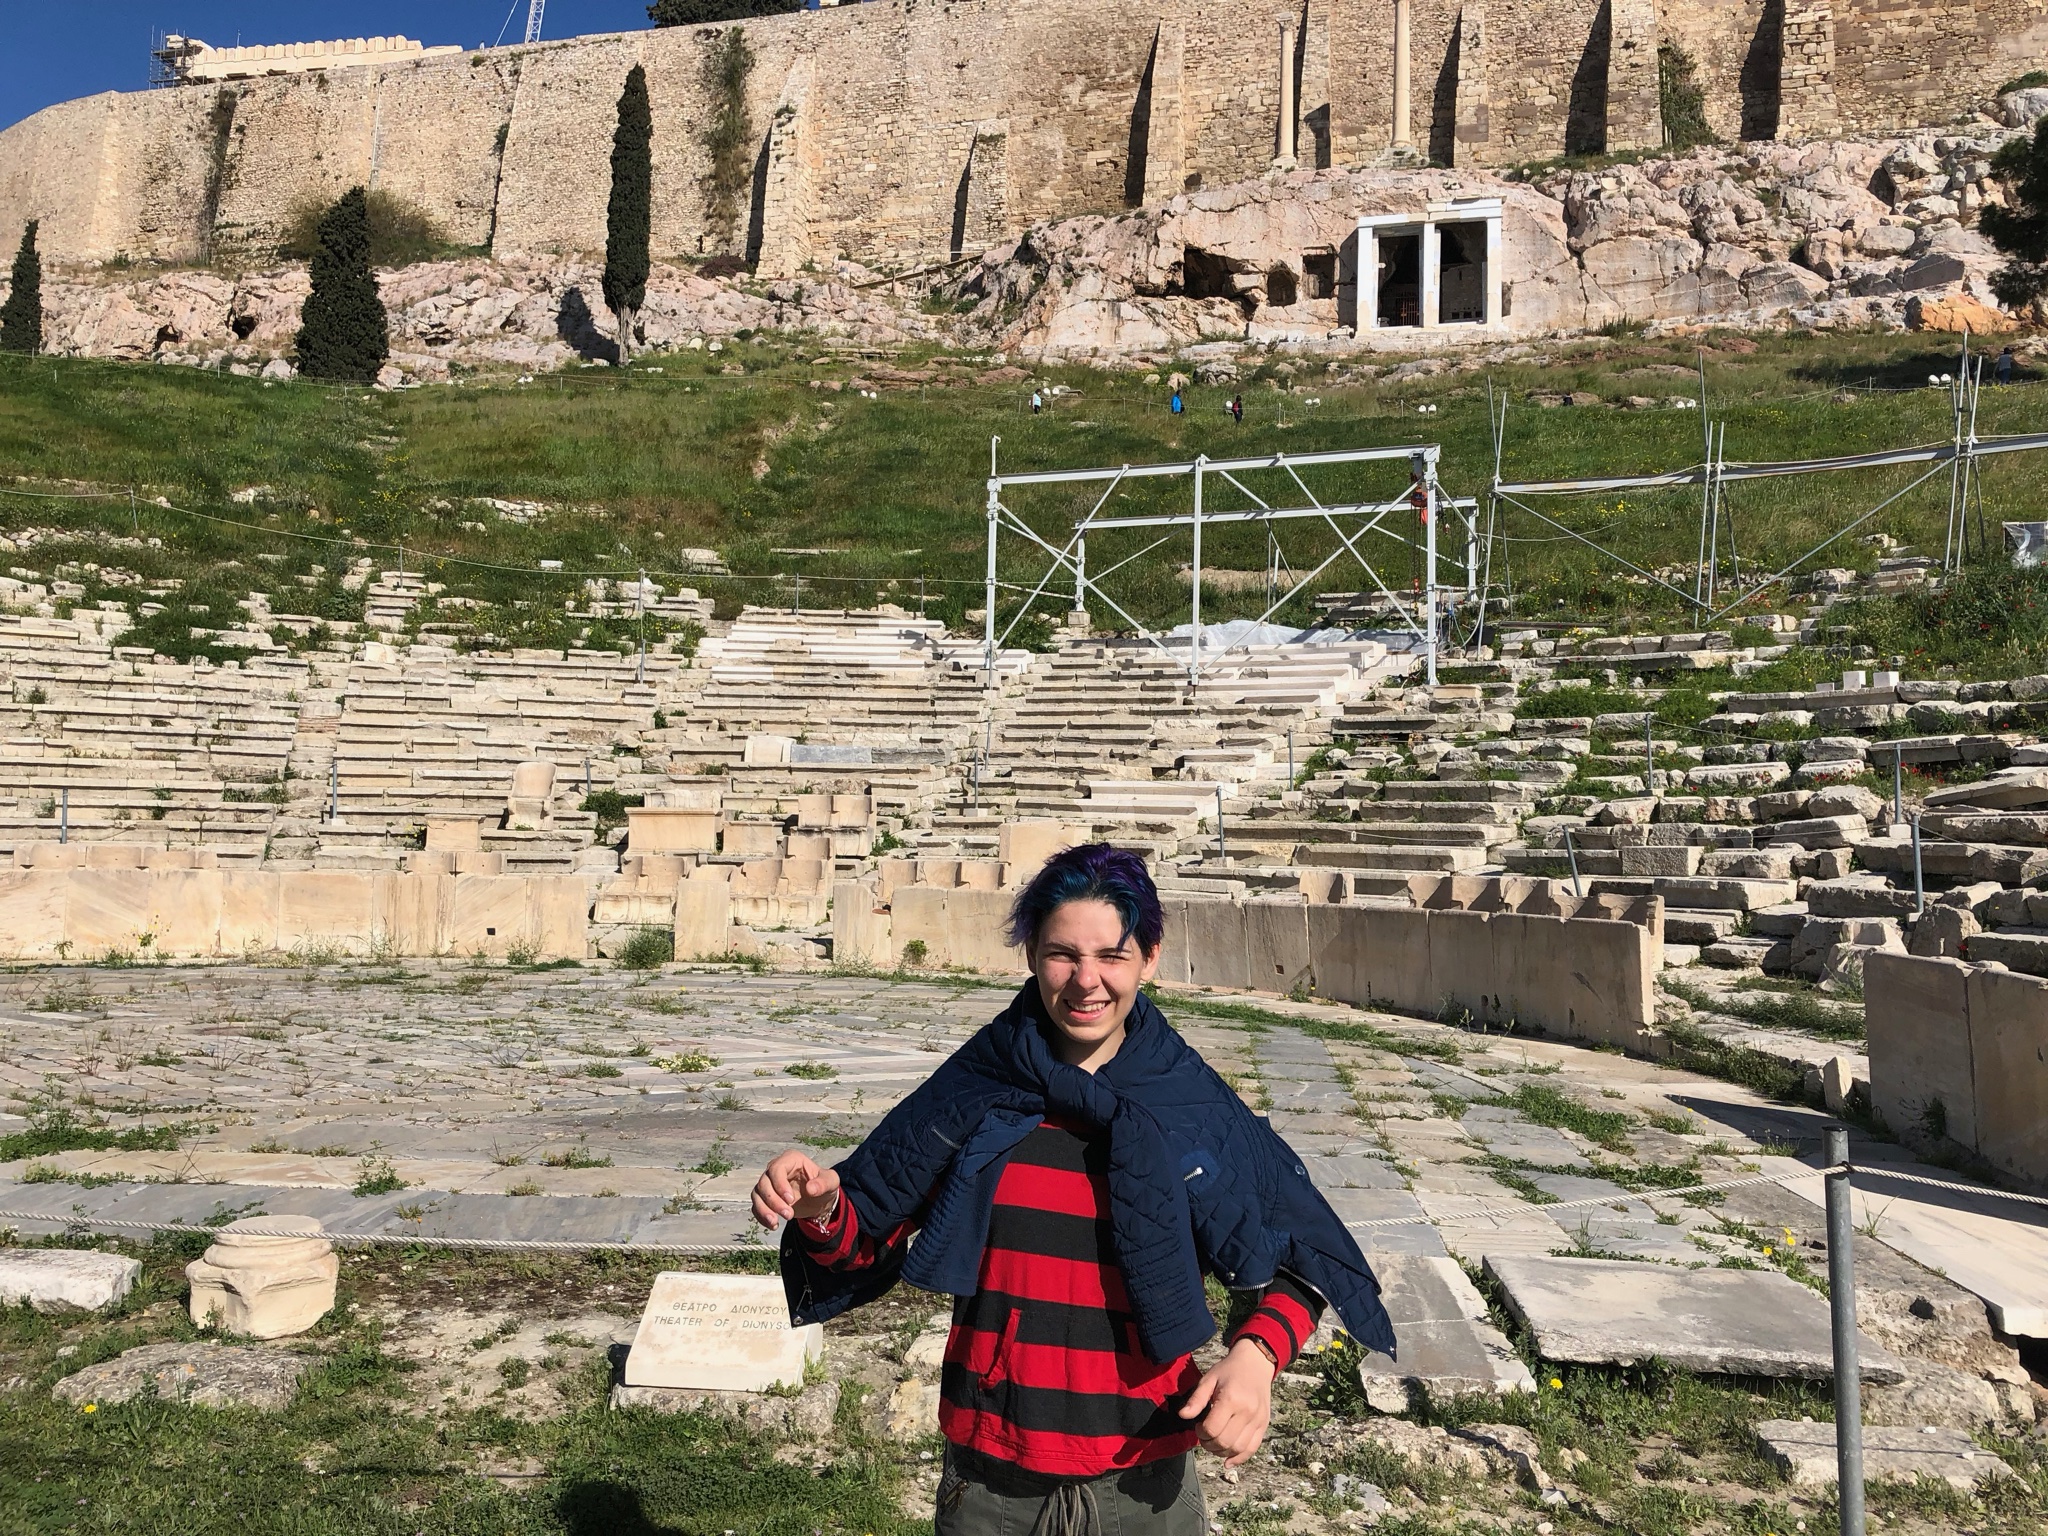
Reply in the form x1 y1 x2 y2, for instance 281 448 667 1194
800 1116 1324 1476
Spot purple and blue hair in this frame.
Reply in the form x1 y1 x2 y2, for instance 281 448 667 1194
1004 843 1165 954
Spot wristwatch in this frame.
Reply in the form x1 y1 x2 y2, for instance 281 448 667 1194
1243 1336 1281 1375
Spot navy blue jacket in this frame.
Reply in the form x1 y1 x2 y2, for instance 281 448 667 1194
781 983 1395 1363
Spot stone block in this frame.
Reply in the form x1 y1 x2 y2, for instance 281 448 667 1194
1307 901 1369 1004
1364 906 1434 1017
1241 897 1310 995
1757 1419 2012 1490
1757 815 1866 849
1909 903 1978 958
65 868 152 956
1966 964 2048 1185
1182 899 1251 992
722 819 786 859
447 875 533 956
795 792 834 829
278 872 374 955
1806 877 1919 919
379 871 452 954
629 807 720 854
1355 1254 1535 1412
675 876 734 960
624 1272 822 1393
787 831 832 862
957 859 1002 892
941 886 1020 976
424 816 484 852
0 870 68 958
186 1216 338 1339
830 879 891 969
890 886 947 969
0 1249 141 1313
1619 844 1702 877
1865 952 1975 1148
51 1342 312 1412
220 871 282 954
1427 908 1496 1022
998 819 1084 884
145 869 224 956
1485 1255 1904 1381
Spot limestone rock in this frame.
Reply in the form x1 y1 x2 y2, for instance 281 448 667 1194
52 1342 312 1411
610 1378 839 1436
1907 294 2016 334
0 1249 141 1314
186 1216 339 1340
872 1376 943 1442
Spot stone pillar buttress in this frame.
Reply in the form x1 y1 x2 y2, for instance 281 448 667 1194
1450 4 1492 170
1392 0 1412 149
1604 0 1663 153
1142 21 1187 204
755 57 818 280
1777 1 1839 140
1277 15 1299 167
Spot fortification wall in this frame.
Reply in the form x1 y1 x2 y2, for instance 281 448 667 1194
0 0 2037 273
1835 0 2048 135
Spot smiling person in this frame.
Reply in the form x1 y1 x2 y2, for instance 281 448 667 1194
753 844 1393 1536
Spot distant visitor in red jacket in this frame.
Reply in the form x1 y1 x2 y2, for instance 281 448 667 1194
754 844 1391 1536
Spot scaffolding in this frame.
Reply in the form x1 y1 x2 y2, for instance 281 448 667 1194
982 441 1479 688
1479 337 2047 634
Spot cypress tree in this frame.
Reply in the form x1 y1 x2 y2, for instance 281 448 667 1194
1985 118 2048 311
604 66 653 362
295 187 389 383
0 221 42 357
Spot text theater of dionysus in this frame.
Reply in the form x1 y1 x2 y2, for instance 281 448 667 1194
0 0 2044 276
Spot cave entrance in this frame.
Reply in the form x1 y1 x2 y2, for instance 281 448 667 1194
1437 221 1487 324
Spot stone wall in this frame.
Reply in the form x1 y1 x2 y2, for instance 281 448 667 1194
836 876 1661 1049
0 0 2037 273
0 867 587 962
1866 951 2048 1189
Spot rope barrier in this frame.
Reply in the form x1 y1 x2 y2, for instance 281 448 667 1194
4 1159 2038 1253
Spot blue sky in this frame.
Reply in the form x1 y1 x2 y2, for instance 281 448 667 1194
0 2 661 132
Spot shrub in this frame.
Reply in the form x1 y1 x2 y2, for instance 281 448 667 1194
618 926 675 969
279 187 446 268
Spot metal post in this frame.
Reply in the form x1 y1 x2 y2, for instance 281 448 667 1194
1892 752 1903 824
328 758 338 821
792 569 801 615
1911 813 1924 916
1646 714 1656 795
1287 727 1295 787
1465 502 1479 600
985 456 1001 675
1694 350 1713 607
1190 456 1206 685
1215 785 1226 864
1422 451 1439 688
1074 530 1087 615
59 786 68 845
1824 1125 1866 1536
1563 828 1582 898
636 567 646 683
584 755 592 797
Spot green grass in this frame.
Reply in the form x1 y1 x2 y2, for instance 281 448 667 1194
1485 1081 1637 1152
6 331 2048 648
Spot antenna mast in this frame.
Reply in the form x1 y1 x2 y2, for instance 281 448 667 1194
525 0 546 44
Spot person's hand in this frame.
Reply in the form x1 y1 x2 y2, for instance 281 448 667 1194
1177 1338 1275 1466
751 1148 841 1231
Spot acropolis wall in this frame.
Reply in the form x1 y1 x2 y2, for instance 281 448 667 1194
0 0 2039 275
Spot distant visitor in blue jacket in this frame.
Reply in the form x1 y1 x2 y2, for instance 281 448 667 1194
753 843 1392 1536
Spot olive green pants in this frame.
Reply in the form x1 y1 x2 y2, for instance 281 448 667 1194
935 1445 1208 1536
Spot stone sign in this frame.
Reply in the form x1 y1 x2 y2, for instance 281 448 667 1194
624 1272 822 1392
